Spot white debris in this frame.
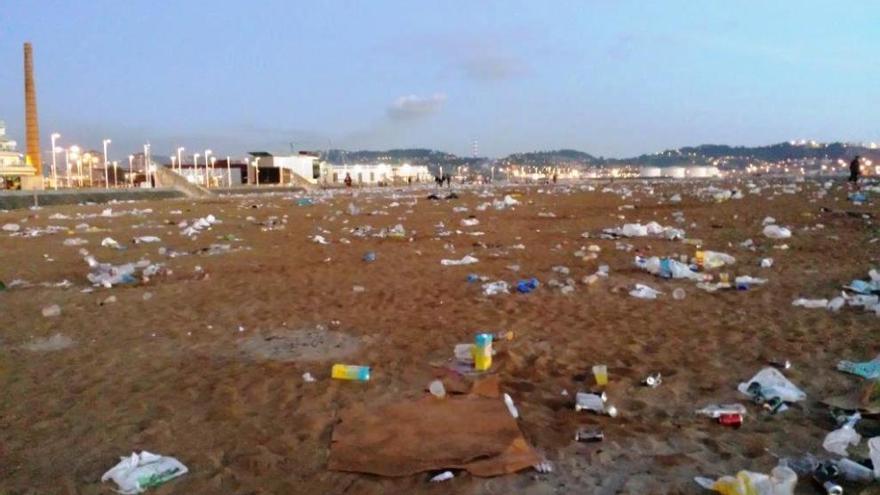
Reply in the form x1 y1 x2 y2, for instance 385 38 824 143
133 236 161 244
629 284 662 299
101 451 188 494
763 225 792 239
460 218 480 227
63 238 88 246
482 281 510 295
441 255 478 266
2 223 21 232
430 471 454 482
302 372 316 383
41 304 61 317
792 298 829 309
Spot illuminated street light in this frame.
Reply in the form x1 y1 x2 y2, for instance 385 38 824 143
210 156 217 187
204 149 212 187
128 154 134 186
193 153 201 184
226 155 231 187
50 133 60 189
102 139 111 189
176 147 184 173
170 156 177 172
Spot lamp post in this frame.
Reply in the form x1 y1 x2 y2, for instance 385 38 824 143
102 139 111 188
204 149 212 187
226 155 232 187
143 144 151 187
50 133 60 189
177 147 184 173
69 145 81 187
193 153 200 184
128 154 134 186
112 161 118 187
170 156 177 173
254 158 260 185
209 157 216 187
64 149 70 187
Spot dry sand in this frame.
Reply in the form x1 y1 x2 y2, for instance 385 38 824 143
0 179 877 494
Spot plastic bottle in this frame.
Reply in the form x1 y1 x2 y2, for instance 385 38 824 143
473 333 493 371
331 364 370 381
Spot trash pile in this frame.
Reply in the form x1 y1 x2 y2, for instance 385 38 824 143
792 268 880 316
602 221 685 240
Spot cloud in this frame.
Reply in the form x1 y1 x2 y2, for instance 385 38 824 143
460 52 527 81
387 93 447 121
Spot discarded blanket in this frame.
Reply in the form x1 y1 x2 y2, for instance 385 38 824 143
328 378 539 476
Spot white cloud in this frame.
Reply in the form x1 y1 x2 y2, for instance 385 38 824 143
387 93 447 121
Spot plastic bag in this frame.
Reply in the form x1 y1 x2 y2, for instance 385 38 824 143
737 367 806 403
482 281 509 296
101 451 188 494
621 224 648 237
703 251 736 269
441 255 479 266
629 284 662 299
837 354 880 379
695 466 797 495
869 436 880 480
792 298 828 309
763 225 792 239
823 425 861 456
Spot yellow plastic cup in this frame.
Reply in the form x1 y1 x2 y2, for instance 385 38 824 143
592 364 608 386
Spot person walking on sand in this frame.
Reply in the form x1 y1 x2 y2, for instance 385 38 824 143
849 156 862 186
344 173 352 188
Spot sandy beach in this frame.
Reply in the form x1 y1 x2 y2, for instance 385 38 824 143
0 178 877 494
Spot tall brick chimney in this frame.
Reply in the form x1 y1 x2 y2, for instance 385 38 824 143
24 42 42 175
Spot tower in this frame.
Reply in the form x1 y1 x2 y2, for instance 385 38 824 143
24 42 42 175
472 139 479 159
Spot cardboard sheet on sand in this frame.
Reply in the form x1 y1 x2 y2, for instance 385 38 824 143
822 381 880 416
328 378 540 477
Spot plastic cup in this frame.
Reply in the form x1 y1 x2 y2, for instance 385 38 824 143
673 288 686 300
592 364 608 386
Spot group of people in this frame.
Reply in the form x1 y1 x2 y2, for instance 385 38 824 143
435 173 453 188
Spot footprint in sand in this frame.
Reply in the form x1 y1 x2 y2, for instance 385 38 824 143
239 326 361 362
21 333 75 352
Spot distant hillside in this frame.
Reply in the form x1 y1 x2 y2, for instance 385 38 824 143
503 149 597 166
503 142 880 169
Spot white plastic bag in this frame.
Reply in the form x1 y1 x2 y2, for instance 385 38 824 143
101 451 188 494
869 436 880 480
481 281 509 295
441 255 479 266
621 223 648 237
703 251 736 269
792 298 828 309
629 284 662 299
737 367 806 403
823 425 861 456
763 225 792 239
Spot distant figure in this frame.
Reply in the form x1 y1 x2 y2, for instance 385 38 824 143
445 174 452 188
552 173 558 184
344 173 352 188
849 156 861 184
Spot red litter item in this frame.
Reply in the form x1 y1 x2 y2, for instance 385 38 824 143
717 413 743 427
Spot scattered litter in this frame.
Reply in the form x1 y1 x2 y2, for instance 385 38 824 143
430 471 454 483
629 283 662 299
41 304 61 317
763 225 792 239
101 451 188 494
441 255 478 266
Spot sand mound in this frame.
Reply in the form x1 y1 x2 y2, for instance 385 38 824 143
240 326 361 362
22 333 74 352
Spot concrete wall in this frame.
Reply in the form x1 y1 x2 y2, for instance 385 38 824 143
0 188 182 210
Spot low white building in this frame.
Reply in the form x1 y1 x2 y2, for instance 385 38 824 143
0 120 37 187
249 152 321 184
640 167 663 178
663 166 687 179
322 163 431 185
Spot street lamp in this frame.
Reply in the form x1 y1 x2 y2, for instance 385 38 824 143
69 145 81 187
102 139 111 188
226 155 232 187
176 147 184 173
112 161 119 187
204 149 212 187
128 154 134 186
209 157 217 187
193 153 201 183
143 144 151 186
50 133 60 189
170 156 177 172
64 149 71 187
